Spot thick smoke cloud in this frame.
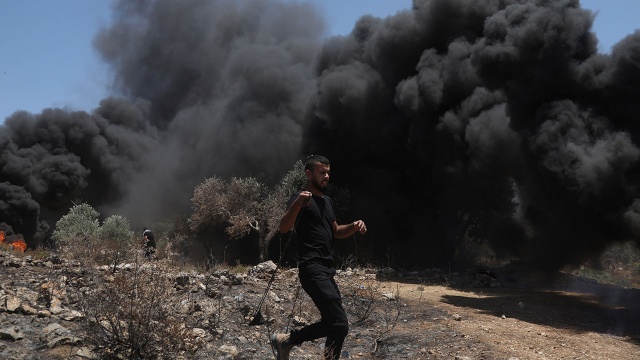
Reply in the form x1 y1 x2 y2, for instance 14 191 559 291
1 0 323 241
1 0 640 272
305 0 640 270
94 0 324 222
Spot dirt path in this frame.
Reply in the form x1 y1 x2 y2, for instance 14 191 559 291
374 279 640 359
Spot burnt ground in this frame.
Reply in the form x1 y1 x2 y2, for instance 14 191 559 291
256 267 640 359
236 266 640 360
1 248 640 359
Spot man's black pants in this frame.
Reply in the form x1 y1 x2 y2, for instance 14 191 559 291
289 263 349 359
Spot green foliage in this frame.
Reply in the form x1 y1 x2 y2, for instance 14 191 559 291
100 215 135 245
52 202 136 265
570 241 640 288
276 160 307 195
600 241 640 271
52 203 100 247
263 160 307 239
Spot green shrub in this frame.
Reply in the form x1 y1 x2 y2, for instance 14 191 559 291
52 203 138 265
100 215 135 245
52 203 100 248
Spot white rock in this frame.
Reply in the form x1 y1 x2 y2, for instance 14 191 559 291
218 344 239 357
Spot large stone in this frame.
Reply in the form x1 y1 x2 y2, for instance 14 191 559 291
6 296 20 312
21 304 38 316
0 326 23 341
50 296 64 314
60 310 84 321
76 346 98 359
250 261 277 275
41 323 69 338
41 281 66 300
218 344 239 357
47 335 82 349
15 287 39 306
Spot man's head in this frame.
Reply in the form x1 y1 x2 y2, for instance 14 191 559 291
304 155 330 172
305 155 330 193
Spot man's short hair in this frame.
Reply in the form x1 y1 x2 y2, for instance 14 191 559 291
304 154 330 171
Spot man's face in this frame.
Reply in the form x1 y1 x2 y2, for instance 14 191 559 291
307 163 330 192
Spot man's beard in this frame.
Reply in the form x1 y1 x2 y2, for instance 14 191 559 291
312 178 327 193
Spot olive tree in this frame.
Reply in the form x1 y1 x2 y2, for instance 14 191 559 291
100 215 135 245
52 203 136 264
189 161 306 261
52 203 100 249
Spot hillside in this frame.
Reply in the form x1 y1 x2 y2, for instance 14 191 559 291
1 248 639 359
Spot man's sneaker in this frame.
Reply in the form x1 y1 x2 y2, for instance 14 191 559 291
270 333 293 360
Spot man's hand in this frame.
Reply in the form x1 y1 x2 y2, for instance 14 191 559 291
297 191 312 207
279 191 312 233
352 220 367 234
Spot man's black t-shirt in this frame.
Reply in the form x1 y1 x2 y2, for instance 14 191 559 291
287 192 336 268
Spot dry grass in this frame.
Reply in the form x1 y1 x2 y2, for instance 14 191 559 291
75 260 204 359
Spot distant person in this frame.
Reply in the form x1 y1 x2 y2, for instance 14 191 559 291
142 228 156 259
271 155 367 360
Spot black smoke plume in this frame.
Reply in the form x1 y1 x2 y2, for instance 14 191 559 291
1 0 323 242
304 0 640 271
1 0 639 272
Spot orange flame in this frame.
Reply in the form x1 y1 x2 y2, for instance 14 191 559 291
0 231 26 252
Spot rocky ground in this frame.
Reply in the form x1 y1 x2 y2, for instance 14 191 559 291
1 248 639 359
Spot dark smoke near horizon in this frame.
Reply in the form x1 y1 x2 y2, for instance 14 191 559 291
2 0 640 272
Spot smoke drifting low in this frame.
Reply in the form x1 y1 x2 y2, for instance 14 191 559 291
2 0 640 271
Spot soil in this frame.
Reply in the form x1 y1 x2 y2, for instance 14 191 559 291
3 248 640 359
335 271 640 359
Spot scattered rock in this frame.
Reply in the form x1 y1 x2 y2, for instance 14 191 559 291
75 346 97 359
0 327 23 341
382 292 397 301
250 261 277 277
6 297 20 312
20 304 38 316
0 247 635 360
218 344 239 357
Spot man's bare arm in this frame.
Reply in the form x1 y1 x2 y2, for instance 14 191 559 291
334 220 367 239
278 191 312 233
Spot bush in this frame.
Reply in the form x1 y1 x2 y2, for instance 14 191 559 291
52 203 100 248
78 262 202 359
100 215 135 245
52 203 137 265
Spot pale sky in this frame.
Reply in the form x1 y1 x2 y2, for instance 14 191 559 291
0 0 637 122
